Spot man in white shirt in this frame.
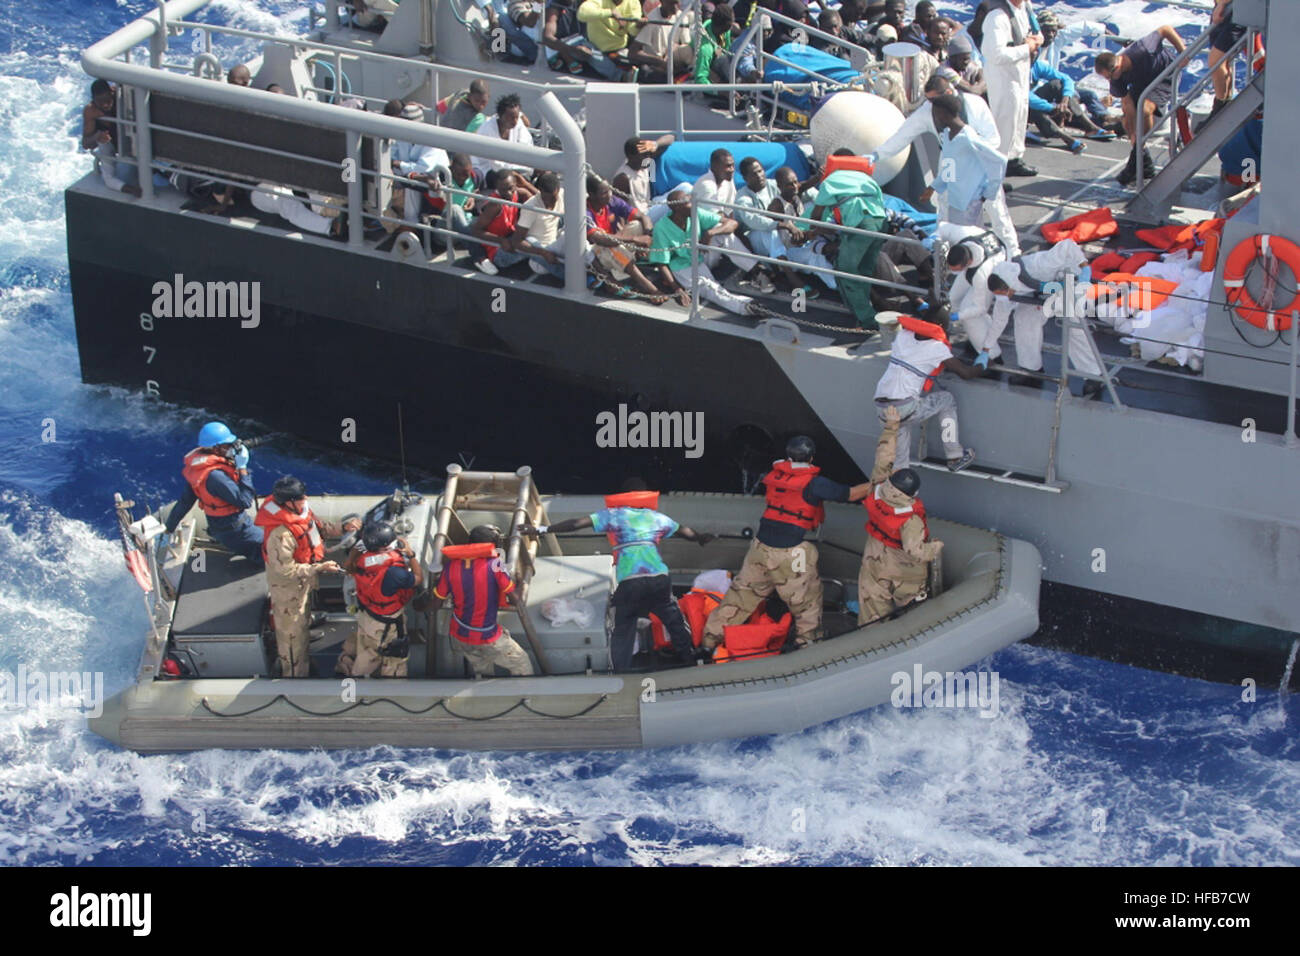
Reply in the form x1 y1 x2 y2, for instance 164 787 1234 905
508 171 567 278
473 93 539 196
873 306 981 471
611 133 674 211
628 0 695 82
870 74 1020 256
692 148 771 291
979 0 1041 176
388 100 452 224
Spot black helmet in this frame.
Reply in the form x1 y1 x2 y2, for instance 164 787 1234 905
362 520 397 552
889 468 921 497
271 475 307 504
469 524 503 546
785 435 816 462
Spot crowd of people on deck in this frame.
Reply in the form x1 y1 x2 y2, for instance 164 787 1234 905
83 2 1263 384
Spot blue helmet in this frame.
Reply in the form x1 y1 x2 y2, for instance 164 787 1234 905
198 421 237 447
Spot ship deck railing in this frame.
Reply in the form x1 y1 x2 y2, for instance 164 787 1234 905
81 0 1300 452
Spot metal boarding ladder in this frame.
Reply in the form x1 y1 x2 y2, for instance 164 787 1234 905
896 302 1128 495
1128 68 1265 221
1129 19 1262 211
429 464 561 672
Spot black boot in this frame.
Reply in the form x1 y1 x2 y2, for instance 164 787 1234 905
1116 148 1139 187
1140 148 1157 180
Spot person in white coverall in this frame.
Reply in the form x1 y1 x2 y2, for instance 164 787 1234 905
976 241 1106 391
980 0 1042 176
935 221 1008 334
870 74 1021 256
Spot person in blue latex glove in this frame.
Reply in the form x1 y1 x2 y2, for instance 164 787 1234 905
163 421 264 566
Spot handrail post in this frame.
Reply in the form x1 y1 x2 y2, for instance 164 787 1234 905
346 129 363 247
537 92 587 296
688 202 701 322
1288 311 1299 447
429 463 463 575
151 1 167 68
135 87 155 202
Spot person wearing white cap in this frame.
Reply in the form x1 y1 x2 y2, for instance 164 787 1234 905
385 99 452 224
976 240 1104 390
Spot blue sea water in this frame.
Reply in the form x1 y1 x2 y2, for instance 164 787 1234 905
0 0 1296 866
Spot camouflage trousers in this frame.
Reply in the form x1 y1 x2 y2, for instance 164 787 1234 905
457 627 534 677
857 538 929 626
346 613 408 678
269 579 313 677
703 539 823 648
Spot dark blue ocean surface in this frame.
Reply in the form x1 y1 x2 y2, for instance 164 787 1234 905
0 0 1295 866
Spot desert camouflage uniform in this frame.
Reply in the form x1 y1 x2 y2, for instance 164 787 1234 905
265 525 328 677
703 539 824 648
350 612 409 678
858 417 943 625
458 627 534 677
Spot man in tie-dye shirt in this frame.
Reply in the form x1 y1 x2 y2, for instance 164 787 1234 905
523 479 714 670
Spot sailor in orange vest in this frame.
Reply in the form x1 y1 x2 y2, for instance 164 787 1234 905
163 421 263 565
254 476 343 677
434 524 535 677
702 436 874 652
857 406 945 625
522 480 714 670
873 305 982 472
341 520 424 678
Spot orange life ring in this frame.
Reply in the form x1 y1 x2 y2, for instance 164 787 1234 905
1252 34 1265 73
1222 234 1300 332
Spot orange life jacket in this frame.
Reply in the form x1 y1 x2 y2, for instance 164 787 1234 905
1088 272 1179 311
353 549 415 619
604 491 660 510
762 461 825 530
715 611 792 663
822 154 875 180
254 499 324 565
442 542 497 561
893 314 950 393
602 491 663 552
1041 208 1117 244
863 490 928 550
650 587 724 651
181 449 243 518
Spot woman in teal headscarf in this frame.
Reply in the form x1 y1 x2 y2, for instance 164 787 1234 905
812 167 889 330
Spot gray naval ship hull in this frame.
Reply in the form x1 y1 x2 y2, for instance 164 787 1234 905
66 179 1299 688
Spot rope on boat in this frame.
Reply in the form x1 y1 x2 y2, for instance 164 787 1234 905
198 693 609 721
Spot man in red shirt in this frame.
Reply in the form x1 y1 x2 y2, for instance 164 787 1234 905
433 525 535 676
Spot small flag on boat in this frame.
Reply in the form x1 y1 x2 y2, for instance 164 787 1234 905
114 495 154 593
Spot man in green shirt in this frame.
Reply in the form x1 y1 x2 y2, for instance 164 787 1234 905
649 190 767 316
693 3 759 83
